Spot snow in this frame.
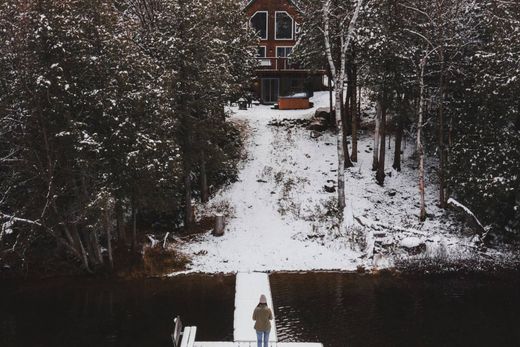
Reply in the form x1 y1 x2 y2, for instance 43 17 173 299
176 91 502 274
400 237 423 248
234 273 277 343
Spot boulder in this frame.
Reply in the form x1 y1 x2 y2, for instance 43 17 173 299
307 119 328 131
400 237 426 255
324 185 336 193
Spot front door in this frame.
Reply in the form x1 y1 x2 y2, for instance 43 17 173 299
261 78 279 104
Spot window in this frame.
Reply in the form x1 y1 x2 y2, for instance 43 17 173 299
251 12 267 40
276 46 293 58
256 46 266 58
275 12 293 40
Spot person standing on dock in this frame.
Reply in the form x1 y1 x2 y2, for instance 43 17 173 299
252 294 273 347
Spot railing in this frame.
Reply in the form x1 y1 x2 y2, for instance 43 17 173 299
256 57 299 70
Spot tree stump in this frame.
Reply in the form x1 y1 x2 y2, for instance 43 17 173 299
213 214 225 236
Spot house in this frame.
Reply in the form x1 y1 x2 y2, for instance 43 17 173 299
244 0 324 104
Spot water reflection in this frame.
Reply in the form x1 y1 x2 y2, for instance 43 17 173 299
270 273 520 347
0 275 235 347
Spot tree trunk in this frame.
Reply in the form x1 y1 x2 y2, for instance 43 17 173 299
184 159 194 228
71 225 91 272
418 60 427 221
182 118 194 228
87 229 103 266
358 84 361 121
105 200 114 270
393 115 403 171
376 97 386 186
200 149 209 203
351 62 358 162
341 85 348 159
213 213 225 236
335 84 347 210
345 65 352 134
438 51 446 208
115 198 126 245
328 71 333 115
131 203 137 250
322 0 363 211
342 68 354 169
372 99 381 171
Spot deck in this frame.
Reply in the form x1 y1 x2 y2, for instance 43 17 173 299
194 343 323 347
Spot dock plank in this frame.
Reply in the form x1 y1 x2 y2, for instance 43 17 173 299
187 326 197 347
194 343 323 347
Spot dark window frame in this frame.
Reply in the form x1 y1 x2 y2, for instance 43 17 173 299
251 11 268 40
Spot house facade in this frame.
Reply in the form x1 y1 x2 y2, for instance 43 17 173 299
245 0 324 104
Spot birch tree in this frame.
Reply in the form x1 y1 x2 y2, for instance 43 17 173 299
321 0 364 210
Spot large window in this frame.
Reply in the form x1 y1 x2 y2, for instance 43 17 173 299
251 11 268 40
275 12 293 40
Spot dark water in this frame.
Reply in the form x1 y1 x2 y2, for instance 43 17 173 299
1 273 519 347
270 273 520 347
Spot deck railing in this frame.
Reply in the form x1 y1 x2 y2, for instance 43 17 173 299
256 57 299 70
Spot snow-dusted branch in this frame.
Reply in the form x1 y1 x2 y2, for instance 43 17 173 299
447 198 489 238
0 212 42 228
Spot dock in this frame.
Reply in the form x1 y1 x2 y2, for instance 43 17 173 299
234 272 277 342
175 272 323 347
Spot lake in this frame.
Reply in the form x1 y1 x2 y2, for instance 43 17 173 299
1 272 519 346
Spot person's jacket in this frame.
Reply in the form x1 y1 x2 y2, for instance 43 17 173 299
252 305 273 331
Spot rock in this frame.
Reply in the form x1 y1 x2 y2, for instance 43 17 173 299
400 237 426 255
307 119 328 131
324 185 336 193
310 130 322 139
387 189 397 197
315 107 334 125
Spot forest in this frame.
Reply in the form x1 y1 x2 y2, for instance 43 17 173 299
0 0 519 276
296 0 519 237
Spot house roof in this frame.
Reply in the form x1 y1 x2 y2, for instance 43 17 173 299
243 0 302 12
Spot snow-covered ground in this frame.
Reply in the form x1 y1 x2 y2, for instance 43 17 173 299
175 91 503 274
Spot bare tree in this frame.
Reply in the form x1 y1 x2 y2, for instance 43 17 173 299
372 99 381 171
322 0 364 210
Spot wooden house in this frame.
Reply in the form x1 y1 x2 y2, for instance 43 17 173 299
244 0 324 104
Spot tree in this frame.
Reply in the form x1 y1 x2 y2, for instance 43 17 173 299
321 0 363 210
446 0 520 236
125 0 256 228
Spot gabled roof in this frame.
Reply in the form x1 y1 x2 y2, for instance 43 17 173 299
243 0 302 13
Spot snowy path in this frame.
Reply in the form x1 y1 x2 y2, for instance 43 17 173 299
179 93 366 272
177 92 476 273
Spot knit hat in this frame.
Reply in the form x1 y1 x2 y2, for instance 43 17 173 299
259 294 267 304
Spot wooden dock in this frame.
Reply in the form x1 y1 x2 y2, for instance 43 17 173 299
176 272 323 347
194 343 323 347
234 272 277 343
